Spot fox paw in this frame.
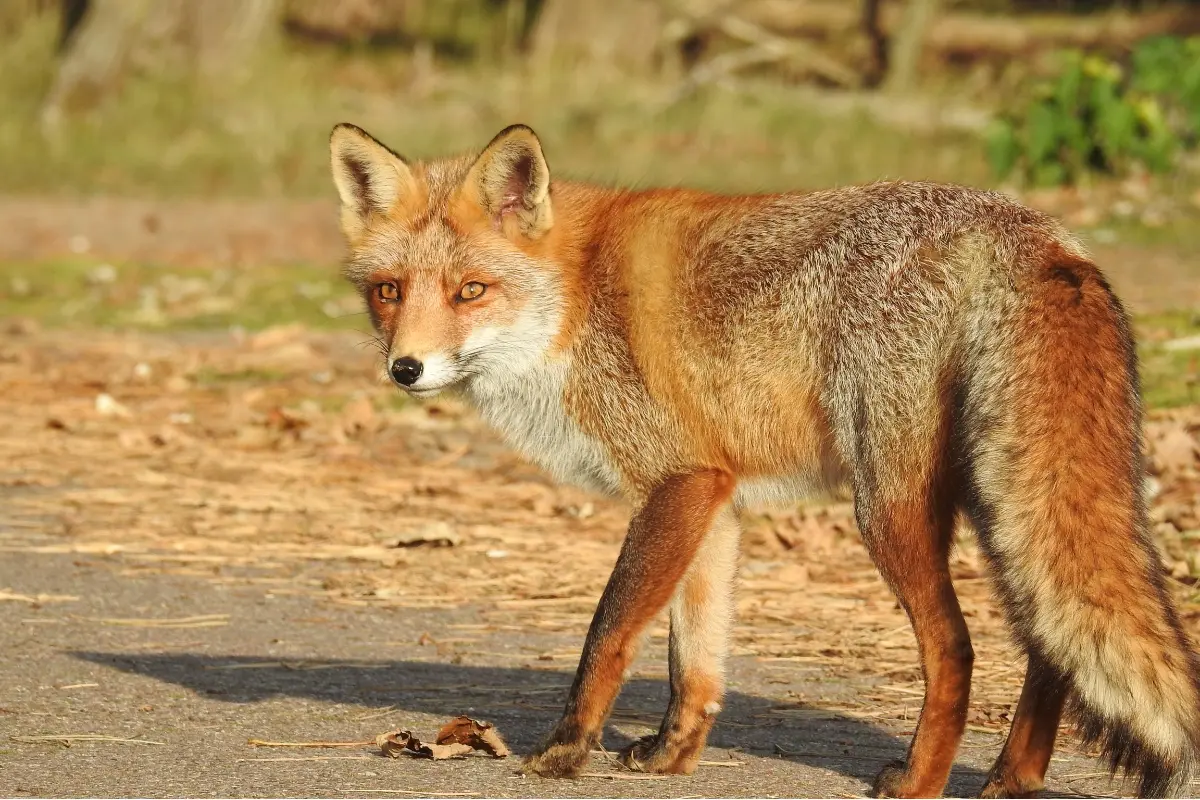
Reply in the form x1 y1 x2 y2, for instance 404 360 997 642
978 774 1046 798
520 739 591 779
869 760 910 798
618 733 700 775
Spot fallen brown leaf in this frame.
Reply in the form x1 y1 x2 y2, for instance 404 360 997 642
394 522 461 548
1154 425 1198 473
376 730 472 760
435 715 510 758
376 730 411 758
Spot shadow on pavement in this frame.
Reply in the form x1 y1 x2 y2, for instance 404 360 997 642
70 651 1001 795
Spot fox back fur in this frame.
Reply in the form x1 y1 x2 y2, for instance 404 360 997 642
329 122 1200 798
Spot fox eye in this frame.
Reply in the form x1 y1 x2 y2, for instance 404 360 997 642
376 282 399 302
459 282 486 301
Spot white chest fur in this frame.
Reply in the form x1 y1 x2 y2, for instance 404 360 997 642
466 359 625 497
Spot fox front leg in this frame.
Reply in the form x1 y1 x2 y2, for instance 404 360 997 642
520 470 736 778
618 506 740 774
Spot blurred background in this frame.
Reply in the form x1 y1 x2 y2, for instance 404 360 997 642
2 8 1200 793
2 0 1200 396
7 0 1200 197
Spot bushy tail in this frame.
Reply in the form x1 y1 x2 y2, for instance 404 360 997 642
957 244 1200 796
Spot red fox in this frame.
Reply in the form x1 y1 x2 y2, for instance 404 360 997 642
328 122 1200 798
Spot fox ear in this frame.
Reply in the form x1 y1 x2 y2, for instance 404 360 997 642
329 123 416 240
465 124 552 240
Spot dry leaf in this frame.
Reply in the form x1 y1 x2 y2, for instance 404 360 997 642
265 405 315 431
376 730 472 760
1154 425 1198 473
434 716 510 758
409 739 473 759
376 730 412 758
341 395 376 434
394 522 461 548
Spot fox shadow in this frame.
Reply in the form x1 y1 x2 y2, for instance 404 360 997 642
65 650 1025 797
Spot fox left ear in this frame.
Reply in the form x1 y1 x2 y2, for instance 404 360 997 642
329 123 417 242
465 124 553 240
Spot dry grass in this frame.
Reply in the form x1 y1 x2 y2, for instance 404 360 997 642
11 734 166 746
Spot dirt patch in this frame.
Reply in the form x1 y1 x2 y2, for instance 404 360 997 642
0 196 343 269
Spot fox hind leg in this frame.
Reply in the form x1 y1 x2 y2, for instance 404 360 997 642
856 471 972 798
619 507 740 774
979 653 1067 798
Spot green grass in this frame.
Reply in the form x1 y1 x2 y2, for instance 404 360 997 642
1080 217 1200 250
1135 311 1200 408
0 260 365 332
193 367 292 386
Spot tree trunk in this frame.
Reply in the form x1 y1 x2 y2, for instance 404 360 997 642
860 0 888 89
40 0 155 130
192 0 283 77
529 0 663 70
41 0 283 130
883 0 940 94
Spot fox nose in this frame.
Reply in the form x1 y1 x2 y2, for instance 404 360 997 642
390 357 423 387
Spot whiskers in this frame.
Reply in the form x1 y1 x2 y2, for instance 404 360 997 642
357 334 389 360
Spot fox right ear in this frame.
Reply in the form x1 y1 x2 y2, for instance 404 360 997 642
464 124 553 240
329 123 416 241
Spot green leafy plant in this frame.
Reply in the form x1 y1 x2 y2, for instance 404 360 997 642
1130 35 1200 145
987 37 1200 187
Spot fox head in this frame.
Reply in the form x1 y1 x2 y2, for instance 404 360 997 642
329 123 565 398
